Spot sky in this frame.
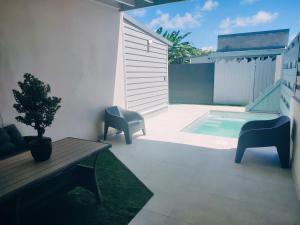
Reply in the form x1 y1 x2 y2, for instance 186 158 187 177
126 0 300 50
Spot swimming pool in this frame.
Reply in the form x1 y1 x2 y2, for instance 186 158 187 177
183 111 278 138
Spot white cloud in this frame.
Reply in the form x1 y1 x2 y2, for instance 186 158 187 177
202 0 219 11
219 11 278 34
148 10 201 30
241 0 259 4
130 8 146 17
219 18 232 34
201 46 216 51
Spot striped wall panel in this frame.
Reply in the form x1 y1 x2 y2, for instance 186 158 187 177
123 20 169 115
280 34 300 115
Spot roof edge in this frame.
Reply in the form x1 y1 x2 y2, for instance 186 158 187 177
217 45 287 52
218 29 290 38
123 14 173 46
210 48 285 59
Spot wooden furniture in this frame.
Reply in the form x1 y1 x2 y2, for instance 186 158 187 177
0 137 111 224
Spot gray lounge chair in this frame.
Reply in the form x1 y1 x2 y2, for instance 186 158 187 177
104 106 146 144
235 116 291 168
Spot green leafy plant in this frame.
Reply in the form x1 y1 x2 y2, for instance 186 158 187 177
13 73 62 138
156 27 212 64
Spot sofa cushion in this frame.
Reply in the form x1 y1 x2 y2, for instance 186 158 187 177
0 142 17 157
4 124 24 148
0 128 18 157
0 128 10 143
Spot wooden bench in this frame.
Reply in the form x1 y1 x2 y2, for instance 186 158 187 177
0 137 111 225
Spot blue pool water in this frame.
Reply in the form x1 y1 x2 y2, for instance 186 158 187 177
183 111 278 138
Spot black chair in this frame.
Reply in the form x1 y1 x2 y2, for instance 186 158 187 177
0 124 35 160
235 116 291 168
104 106 146 144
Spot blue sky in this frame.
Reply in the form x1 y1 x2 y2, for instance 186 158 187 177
127 0 300 50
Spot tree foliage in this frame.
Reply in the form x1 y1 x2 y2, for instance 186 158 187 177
13 73 62 138
156 27 208 64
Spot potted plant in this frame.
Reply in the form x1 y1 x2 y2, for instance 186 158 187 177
13 73 62 161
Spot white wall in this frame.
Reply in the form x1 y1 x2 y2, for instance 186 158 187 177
253 57 275 99
113 13 127 108
291 97 300 203
214 59 255 105
274 55 283 82
0 0 123 141
214 58 276 106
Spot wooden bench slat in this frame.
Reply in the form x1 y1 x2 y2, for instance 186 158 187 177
0 138 110 201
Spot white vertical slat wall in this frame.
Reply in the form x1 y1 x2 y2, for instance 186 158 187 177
123 19 169 115
214 59 255 105
214 58 276 105
253 58 276 100
280 34 300 115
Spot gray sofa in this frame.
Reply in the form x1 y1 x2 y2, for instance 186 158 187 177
0 124 34 160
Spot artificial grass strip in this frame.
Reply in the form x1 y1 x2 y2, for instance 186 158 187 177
23 149 153 225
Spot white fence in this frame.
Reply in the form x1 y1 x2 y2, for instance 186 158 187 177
214 57 276 105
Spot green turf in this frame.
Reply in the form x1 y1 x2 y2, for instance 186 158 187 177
23 149 153 225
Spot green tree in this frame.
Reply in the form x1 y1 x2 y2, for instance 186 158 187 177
156 27 206 64
13 73 62 138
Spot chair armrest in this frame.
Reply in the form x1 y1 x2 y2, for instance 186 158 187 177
122 110 144 122
105 113 128 130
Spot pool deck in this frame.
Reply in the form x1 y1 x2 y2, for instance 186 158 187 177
107 104 300 225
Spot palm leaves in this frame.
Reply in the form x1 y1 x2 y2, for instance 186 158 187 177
156 27 202 64
156 27 191 45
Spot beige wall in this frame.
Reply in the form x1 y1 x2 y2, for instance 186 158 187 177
0 0 123 140
291 97 300 202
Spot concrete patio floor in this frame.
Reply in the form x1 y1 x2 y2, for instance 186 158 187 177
106 105 300 225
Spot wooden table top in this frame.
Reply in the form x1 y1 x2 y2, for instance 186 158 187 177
0 137 111 201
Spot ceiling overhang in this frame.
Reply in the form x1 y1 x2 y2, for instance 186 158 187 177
95 0 185 11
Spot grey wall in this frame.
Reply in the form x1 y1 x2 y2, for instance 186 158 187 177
218 29 289 52
0 0 122 141
123 19 169 115
169 63 214 104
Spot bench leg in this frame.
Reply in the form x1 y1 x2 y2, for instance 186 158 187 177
104 124 109 140
74 164 102 204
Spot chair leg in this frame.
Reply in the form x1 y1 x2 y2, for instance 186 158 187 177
124 130 132 144
235 145 246 164
104 124 109 140
276 142 290 168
